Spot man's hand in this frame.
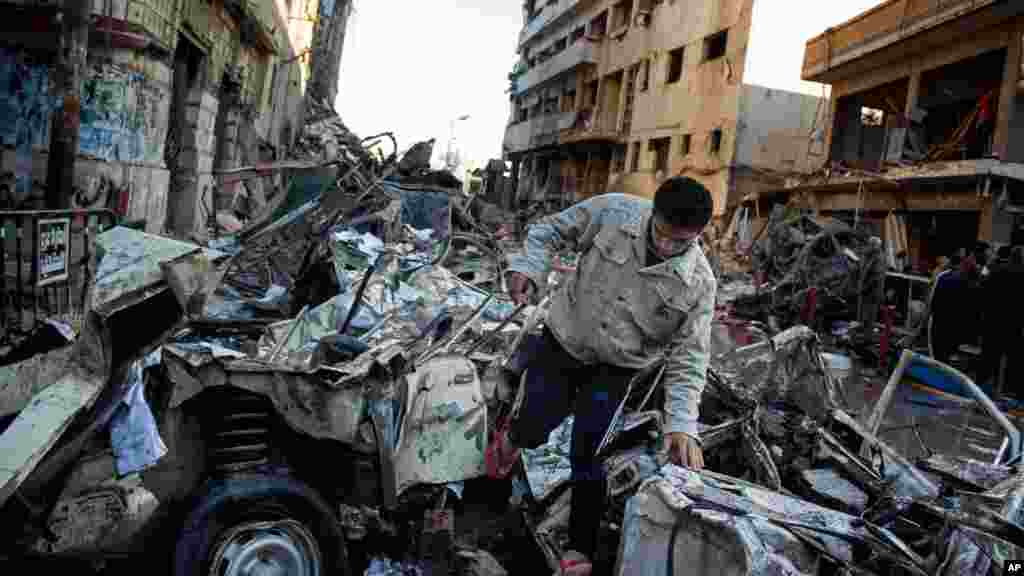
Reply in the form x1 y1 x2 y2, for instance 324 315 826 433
507 272 536 306
666 432 704 470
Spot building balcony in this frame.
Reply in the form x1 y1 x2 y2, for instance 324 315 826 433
511 39 598 96
504 111 578 155
803 0 1007 83
558 108 625 145
520 0 582 49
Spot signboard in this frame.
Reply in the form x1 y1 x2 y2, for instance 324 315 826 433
37 218 70 287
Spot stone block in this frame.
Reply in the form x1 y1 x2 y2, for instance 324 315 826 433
148 169 170 234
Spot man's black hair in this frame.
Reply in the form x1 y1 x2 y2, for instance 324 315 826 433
653 176 713 229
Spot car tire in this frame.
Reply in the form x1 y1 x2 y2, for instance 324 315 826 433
173 474 348 576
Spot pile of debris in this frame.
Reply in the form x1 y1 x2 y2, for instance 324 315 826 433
731 204 887 333
517 324 1024 575
2 101 1021 576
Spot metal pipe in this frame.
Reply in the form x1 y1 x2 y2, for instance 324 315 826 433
418 291 494 364
833 409 940 499
339 255 384 336
270 305 309 363
907 351 1020 464
463 302 526 356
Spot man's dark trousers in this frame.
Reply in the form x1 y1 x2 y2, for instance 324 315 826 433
508 327 635 560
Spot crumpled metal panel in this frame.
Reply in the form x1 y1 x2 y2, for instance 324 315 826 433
394 355 487 496
0 345 75 418
616 465 929 576
160 351 371 446
92 226 227 316
616 467 820 576
712 325 843 423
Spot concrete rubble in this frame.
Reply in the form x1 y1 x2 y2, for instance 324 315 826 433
0 105 1022 576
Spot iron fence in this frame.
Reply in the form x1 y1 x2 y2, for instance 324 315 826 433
0 209 118 346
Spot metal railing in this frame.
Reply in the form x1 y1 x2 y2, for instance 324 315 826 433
0 209 118 346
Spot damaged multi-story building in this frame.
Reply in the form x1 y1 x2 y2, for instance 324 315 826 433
0 0 351 238
503 0 828 221
749 0 1024 269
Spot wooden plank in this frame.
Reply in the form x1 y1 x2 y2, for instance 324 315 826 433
0 369 104 508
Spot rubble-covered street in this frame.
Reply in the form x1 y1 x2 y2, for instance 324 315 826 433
5 1 1024 576
2 90 1024 576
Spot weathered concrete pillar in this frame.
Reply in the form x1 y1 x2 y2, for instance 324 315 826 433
904 68 921 119
46 2 89 209
994 19 1023 160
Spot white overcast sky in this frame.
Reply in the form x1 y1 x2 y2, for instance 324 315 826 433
335 0 884 166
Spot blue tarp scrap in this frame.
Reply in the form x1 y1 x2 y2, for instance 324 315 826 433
109 350 166 476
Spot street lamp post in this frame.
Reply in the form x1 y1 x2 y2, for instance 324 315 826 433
446 114 471 171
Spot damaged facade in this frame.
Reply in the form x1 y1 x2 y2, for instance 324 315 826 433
0 0 351 238
747 0 1024 268
503 0 827 221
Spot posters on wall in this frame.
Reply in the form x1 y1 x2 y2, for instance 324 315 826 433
0 49 54 202
37 217 70 287
79 65 167 165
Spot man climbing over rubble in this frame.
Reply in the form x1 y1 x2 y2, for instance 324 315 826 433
488 177 717 575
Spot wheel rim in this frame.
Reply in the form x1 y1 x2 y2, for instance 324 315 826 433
209 519 322 576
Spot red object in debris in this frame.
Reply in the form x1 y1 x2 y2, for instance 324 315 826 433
116 186 130 217
979 92 994 124
755 270 765 289
879 305 895 372
801 287 818 327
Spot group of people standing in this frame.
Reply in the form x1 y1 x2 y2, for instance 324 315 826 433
929 242 1024 393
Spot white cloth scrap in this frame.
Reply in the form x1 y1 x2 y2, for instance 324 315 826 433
109 357 167 476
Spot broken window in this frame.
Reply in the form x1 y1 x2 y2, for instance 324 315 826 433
553 37 567 53
710 128 723 153
613 145 626 172
590 12 608 38
562 89 576 113
585 80 598 108
517 106 529 123
681 133 692 155
704 29 728 61
631 141 642 172
612 0 631 31
650 137 671 173
667 46 684 84
571 26 585 45
640 59 650 92
544 96 559 115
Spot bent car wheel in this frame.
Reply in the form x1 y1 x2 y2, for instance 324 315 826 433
174 476 348 576
208 514 322 576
